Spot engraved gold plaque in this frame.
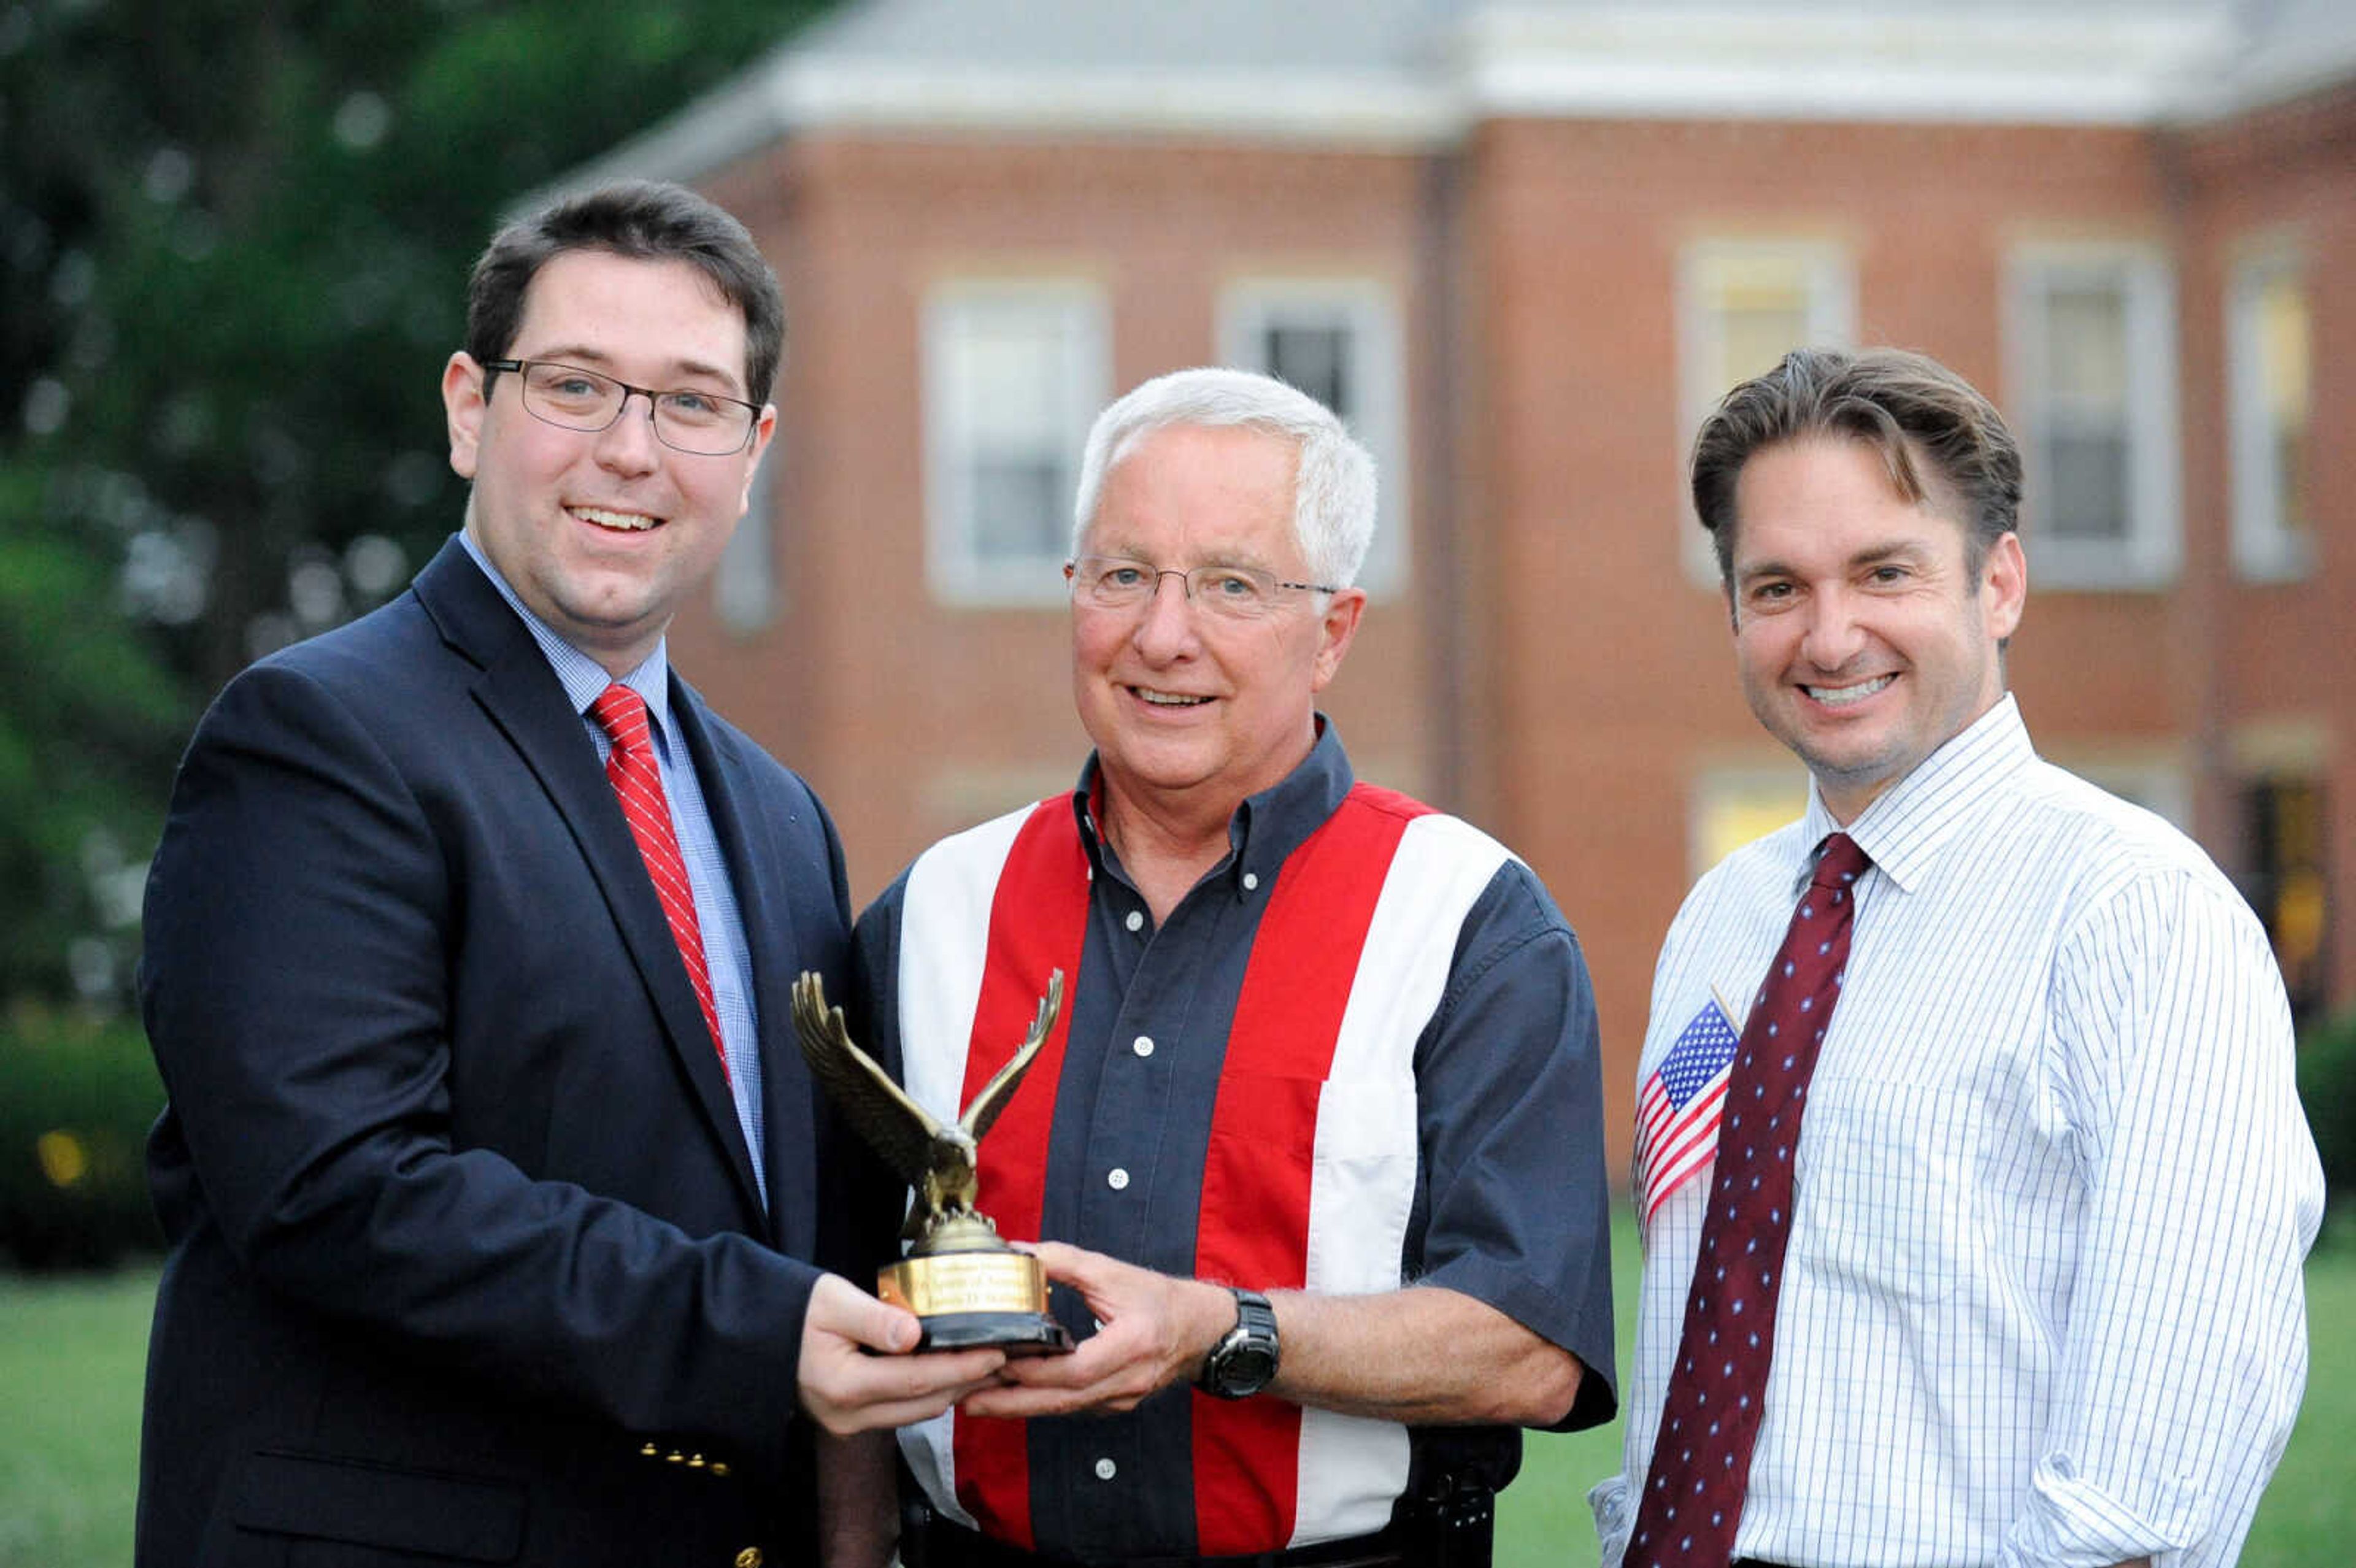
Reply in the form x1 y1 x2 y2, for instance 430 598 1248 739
877 1249 1048 1318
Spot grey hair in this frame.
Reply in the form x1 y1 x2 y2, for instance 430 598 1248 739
1069 367 1377 587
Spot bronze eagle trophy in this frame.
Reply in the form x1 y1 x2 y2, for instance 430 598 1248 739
790 969 1072 1354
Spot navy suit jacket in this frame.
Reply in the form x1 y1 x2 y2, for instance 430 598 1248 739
136 540 879 1565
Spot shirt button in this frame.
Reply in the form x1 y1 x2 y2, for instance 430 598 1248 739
1242 871 1260 891
1124 910 1144 932
1094 1457 1117 1481
1106 1167 1130 1191
1132 1035 1155 1058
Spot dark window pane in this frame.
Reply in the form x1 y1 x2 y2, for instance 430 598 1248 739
1263 325 1353 417
973 459 1066 559
2044 429 2128 540
2277 425 2308 538
2242 777 2329 1025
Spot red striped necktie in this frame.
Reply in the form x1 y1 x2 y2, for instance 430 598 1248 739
1626 831 1871 1568
589 683 727 1079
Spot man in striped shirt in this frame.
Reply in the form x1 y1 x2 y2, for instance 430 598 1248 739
853 368 1619 1568
1593 347 2324 1568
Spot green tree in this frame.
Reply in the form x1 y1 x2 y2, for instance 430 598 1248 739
1 0 830 1014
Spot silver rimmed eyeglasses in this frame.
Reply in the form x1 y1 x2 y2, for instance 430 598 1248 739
482 358 760 456
1065 555 1343 623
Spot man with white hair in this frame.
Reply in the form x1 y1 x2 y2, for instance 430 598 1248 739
852 367 1618 1568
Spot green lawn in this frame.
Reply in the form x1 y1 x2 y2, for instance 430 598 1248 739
1496 1209 1642 1566
2235 1217 2356 1564
2 1225 2348 1567
0 1264 151 1568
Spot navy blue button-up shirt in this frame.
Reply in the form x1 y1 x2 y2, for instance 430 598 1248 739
857 723 1617 1561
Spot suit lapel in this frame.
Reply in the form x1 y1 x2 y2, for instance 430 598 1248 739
672 686 815 1258
413 541 766 1221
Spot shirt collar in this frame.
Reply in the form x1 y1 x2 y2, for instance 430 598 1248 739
1070 715 1357 900
456 529 673 737
1797 693 2035 896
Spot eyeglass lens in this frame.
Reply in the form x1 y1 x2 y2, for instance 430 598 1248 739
513 362 753 455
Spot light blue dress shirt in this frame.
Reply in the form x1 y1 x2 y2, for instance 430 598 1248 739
457 531 767 1207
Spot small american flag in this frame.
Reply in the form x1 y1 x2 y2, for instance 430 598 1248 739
1634 994 1742 1226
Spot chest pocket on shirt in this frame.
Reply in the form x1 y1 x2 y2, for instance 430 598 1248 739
1792 1075 1976 1306
1201 1072 1417 1297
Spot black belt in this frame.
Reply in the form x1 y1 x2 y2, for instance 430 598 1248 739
917 1516 1414 1568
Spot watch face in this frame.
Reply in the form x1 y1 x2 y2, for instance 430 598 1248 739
1218 1343 1279 1394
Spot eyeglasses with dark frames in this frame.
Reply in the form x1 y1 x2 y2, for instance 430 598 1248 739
482 358 760 456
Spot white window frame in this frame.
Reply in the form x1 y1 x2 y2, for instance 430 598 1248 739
2226 243 2312 583
2003 242 2180 590
923 278 1109 607
1217 277 1409 597
1676 239 1856 584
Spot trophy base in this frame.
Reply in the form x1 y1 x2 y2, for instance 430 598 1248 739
914 1310 1074 1357
879 1248 1073 1356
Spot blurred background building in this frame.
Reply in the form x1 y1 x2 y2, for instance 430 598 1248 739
579 0 2355 1168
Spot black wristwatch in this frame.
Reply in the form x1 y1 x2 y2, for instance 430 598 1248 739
1198 1287 1280 1399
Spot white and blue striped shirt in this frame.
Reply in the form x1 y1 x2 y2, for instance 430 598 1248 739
1594 695 2323 1568
457 531 767 1206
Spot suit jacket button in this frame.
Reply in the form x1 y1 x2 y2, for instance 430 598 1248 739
641 1443 660 1458
709 1461 731 1478
735 1550 763 1568
688 1453 707 1468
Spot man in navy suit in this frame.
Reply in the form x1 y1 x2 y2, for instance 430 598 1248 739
135 181 1003 1567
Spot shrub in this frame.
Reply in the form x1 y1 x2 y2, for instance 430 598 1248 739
0 1001 164 1270
2298 1005 2356 1241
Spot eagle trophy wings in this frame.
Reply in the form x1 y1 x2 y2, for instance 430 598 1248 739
790 969 1064 1243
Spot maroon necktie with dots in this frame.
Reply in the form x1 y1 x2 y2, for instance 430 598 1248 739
589 683 727 1080
1626 831 1871 1568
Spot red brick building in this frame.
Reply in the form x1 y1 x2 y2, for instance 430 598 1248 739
586 0 2356 1168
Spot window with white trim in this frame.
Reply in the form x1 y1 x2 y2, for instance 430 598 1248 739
1676 240 1855 582
1218 278 1407 595
2004 244 2179 588
923 280 1107 605
2227 247 2312 582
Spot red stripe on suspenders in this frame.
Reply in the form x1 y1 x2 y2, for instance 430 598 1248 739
1190 784 1427 1555
952 799 1091 1550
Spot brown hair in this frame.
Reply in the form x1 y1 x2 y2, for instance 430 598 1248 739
1690 346 2022 591
466 180 784 405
